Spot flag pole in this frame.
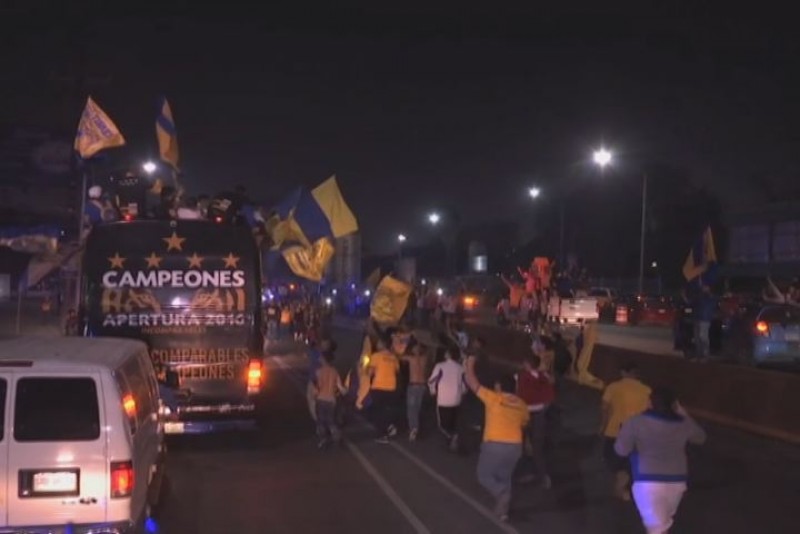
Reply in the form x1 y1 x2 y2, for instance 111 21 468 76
73 159 89 310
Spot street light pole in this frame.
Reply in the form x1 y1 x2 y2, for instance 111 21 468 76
559 201 565 267
638 173 648 295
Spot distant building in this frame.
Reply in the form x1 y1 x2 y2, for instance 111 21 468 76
724 201 800 277
329 233 361 286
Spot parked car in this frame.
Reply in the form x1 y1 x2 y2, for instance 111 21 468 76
589 287 617 321
629 295 677 327
0 337 166 533
721 304 800 366
548 291 600 324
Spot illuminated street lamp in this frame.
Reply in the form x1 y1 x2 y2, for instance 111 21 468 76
428 212 441 225
142 161 157 174
397 233 407 243
528 186 541 199
592 146 648 295
592 147 613 169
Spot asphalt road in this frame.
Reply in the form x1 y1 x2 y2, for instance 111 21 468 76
156 326 800 534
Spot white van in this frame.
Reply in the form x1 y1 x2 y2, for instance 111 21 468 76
0 337 166 533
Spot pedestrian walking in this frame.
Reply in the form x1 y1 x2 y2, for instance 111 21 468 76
463 354 530 522
368 336 401 443
428 344 465 451
306 338 335 421
615 387 706 534
515 354 555 489
600 362 651 501
402 337 431 441
311 350 347 448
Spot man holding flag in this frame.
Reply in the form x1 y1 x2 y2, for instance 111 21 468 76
682 227 718 361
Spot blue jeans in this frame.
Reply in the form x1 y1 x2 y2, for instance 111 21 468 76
477 441 522 509
694 320 710 358
406 384 427 431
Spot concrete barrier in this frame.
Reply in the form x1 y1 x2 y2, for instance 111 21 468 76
589 345 800 445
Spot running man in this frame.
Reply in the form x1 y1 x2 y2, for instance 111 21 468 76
615 387 706 534
311 350 347 448
403 338 430 441
463 353 530 522
368 336 401 443
600 362 652 501
428 344 465 451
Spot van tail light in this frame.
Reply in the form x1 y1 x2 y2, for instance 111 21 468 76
110 460 134 498
247 359 263 394
755 321 769 336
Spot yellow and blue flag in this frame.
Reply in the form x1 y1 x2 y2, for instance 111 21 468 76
156 96 179 169
272 176 358 247
74 96 126 159
266 176 358 281
281 237 336 282
683 226 717 282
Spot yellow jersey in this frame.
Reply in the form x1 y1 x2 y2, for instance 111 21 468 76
477 387 530 444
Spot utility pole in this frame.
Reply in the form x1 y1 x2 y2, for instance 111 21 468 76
638 173 648 295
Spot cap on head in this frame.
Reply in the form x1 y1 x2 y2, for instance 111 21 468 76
88 185 102 199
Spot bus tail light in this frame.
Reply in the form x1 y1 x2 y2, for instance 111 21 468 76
110 460 134 498
247 359 263 393
755 321 769 336
123 213 135 222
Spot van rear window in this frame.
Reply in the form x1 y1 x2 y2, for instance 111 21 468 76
14 378 100 442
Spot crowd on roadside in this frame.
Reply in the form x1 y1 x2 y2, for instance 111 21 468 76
299 298 707 532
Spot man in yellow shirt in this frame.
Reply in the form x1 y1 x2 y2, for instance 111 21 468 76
600 362 651 501
464 353 530 522
368 336 401 443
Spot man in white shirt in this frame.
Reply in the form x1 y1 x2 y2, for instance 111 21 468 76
428 345 465 451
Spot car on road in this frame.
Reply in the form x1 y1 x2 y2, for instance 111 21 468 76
548 291 600 324
0 337 166 533
721 304 800 366
628 295 677 327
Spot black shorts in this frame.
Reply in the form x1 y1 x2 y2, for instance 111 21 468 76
603 437 629 472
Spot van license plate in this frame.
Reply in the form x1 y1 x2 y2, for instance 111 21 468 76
785 331 800 342
33 471 77 493
165 422 185 434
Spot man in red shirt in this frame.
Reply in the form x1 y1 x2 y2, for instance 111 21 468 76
515 354 555 489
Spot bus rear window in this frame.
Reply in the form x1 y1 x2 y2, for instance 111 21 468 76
14 378 100 442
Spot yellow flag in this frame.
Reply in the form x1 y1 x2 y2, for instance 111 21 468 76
73 96 126 159
370 276 412 324
156 96 180 169
311 176 359 238
281 237 335 281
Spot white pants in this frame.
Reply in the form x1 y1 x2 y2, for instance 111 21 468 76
632 481 687 534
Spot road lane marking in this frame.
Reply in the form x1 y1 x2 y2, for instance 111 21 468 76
346 441 432 534
389 442 519 534
271 355 432 534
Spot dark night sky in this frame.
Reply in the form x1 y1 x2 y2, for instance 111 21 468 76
2 5 800 253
